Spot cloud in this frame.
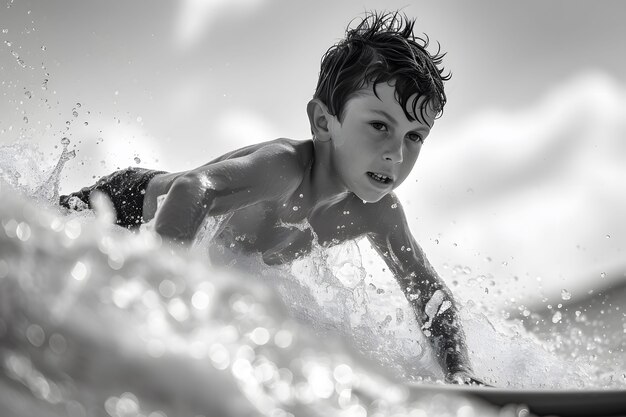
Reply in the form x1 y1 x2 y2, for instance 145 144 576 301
174 0 265 50
399 72 626 306
215 107 280 150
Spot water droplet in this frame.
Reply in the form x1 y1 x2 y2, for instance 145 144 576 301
551 311 562 324
71 261 88 281
333 364 354 384
72 110 79 118
136 116 142 123
600 272 606 278
83 121 88 126
64 220 81 239
26 324 45 347
606 234 611 239
561 289 571 301
60 137 70 146
22 116 28 124
168 298 189 322
2 29 7 34
24 90 32 99
391 203 398 209
191 290 210 310
434 239 439 244
292 206 298 211
133 156 141 164
41 45 46 51
250 327 270 345
274 329 293 348
159 279 177 298
15 222 31 241
41 79 48 90
49 333 67 354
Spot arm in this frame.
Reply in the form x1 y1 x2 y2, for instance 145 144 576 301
153 142 304 244
367 194 481 384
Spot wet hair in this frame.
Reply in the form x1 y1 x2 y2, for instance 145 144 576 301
314 11 451 124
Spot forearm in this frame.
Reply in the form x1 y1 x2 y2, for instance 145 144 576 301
405 278 473 376
366 203 477 382
420 297 472 375
154 175 212 244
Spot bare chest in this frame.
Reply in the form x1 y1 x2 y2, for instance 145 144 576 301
211 199 369 265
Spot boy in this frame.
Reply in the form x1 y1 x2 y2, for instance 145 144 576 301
61 11 483 385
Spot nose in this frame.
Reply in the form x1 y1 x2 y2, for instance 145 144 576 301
383 139 403 163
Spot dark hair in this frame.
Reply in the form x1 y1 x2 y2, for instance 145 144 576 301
314 11 451 124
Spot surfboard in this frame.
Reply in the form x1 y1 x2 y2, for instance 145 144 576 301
410 384 626 417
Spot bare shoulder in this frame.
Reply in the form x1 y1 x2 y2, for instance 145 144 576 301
202 138 313 169
147 139 312 201
257 138 314 171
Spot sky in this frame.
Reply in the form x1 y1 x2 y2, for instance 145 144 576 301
1 0 625 307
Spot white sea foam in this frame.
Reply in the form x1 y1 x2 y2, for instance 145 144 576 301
0 142 623 417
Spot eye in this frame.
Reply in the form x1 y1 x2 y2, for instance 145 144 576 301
406 132 424 143
370 122 388 132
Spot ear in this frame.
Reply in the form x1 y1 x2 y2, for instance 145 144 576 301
307 99 334 142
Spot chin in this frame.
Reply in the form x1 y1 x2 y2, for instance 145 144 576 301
355 191 387 204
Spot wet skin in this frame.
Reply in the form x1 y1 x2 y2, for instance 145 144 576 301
142 82 481 384
146 139 392 265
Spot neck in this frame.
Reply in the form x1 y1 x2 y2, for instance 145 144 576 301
306 139 351 208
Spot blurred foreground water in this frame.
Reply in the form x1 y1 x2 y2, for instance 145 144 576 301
0 141 624 417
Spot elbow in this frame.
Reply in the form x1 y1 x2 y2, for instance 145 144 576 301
170 172 215 207
153 172 214 242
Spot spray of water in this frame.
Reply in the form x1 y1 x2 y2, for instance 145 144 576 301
0 141 623 416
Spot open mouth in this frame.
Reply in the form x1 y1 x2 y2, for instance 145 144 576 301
367 172 392 184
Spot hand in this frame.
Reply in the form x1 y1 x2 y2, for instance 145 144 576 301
446 370 491 387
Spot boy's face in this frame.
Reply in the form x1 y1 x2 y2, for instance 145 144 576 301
328 81 436 202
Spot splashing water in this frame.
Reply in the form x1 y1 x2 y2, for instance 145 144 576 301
0 140 75 204
0 142 623 416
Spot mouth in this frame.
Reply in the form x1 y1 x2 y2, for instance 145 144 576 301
366 171 393 184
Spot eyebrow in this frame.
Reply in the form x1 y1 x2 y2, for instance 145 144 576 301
369 109 430 131
370 109 397 124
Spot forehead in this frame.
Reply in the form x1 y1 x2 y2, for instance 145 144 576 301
346 82 437 126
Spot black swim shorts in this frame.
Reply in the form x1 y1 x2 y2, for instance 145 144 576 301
59 167 166 229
